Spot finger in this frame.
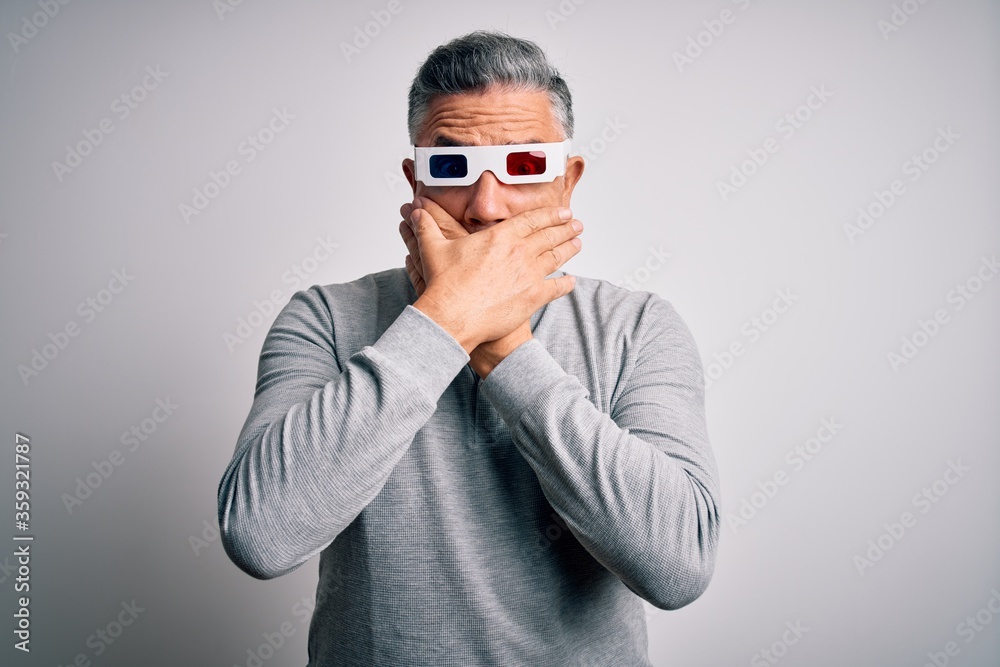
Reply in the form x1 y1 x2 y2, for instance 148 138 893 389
536 234 583 276
400 201 413 221
503 206 574 240
399 218 416 250
404 254 426 295
404 254 418 290
409 207 444 244
399 221 424 276
520 272 577 319
533 272 577 305
517 212 581 265
414 196 469 239
540 217 584 253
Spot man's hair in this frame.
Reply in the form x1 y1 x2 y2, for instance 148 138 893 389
407 30 574 145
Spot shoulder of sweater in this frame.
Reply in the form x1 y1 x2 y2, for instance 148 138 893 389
280 267 412 315
310 266 410 300
563 273 682 326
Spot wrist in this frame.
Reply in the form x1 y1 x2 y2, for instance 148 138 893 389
413 294 479 354
470 326 532 379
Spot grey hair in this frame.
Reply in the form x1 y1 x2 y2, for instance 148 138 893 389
407 30 574 145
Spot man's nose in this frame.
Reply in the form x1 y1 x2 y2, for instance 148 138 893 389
464 170 508 228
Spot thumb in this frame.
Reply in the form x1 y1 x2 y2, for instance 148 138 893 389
409 208 444 245
417 197 469 240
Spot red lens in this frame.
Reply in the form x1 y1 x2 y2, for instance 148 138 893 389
506 150 547 176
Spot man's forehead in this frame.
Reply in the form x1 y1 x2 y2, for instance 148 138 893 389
430 134 547 147
417 88 561 147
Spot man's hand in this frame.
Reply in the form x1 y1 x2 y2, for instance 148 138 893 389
397 196 582 376
398 197 534 377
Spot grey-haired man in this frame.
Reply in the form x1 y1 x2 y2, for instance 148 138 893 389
218 30 720 666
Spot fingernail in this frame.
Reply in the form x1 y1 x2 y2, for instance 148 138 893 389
410 210 420 224
412 197 422 208
559 208 572 220
571 219 583 232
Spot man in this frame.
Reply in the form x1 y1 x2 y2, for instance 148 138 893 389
217 30 720 666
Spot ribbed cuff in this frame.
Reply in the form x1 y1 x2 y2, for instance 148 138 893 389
478 338 569 427
370 304 471 399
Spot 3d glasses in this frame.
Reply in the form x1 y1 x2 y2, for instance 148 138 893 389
413 139 572 186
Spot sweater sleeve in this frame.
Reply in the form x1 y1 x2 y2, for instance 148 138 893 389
217 288 470 579
477 294 721 610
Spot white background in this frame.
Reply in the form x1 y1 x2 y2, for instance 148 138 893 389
1 0 998 665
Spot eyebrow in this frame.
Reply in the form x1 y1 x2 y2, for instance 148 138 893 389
431 135 546 147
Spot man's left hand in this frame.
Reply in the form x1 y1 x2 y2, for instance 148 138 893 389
398 196 533 379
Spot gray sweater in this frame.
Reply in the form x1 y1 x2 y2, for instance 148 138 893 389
217 266 720 666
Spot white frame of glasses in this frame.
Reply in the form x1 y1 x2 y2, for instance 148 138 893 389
413 139 572 186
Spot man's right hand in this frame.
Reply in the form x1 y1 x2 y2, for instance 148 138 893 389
406 203 583 354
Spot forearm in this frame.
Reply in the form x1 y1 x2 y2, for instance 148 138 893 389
217 304 469 579
479 339 720 610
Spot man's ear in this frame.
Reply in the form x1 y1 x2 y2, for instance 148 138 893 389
402 158 416 196
560 155 585 207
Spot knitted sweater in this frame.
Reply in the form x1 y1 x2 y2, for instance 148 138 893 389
217 266 720 666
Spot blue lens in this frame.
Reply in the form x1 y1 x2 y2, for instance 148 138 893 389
429 154 468 179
